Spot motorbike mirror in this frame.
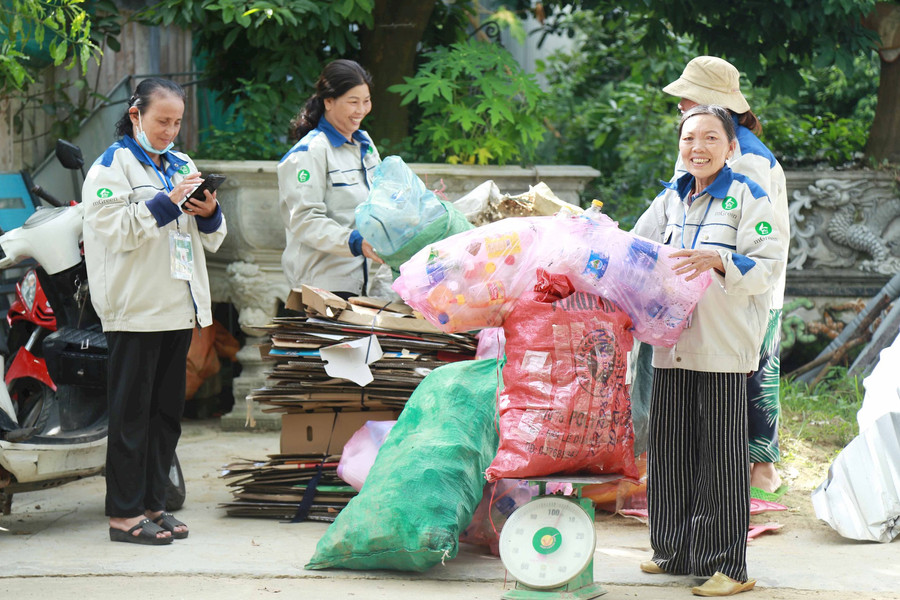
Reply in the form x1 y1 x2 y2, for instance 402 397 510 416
55 139 84 171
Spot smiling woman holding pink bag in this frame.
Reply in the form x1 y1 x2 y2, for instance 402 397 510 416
632 104 786 597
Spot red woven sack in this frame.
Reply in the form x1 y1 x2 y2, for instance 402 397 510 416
485 270 638 481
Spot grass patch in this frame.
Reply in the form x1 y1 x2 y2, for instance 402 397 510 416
780 367 864 449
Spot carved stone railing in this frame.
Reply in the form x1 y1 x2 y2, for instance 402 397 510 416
194 159 600 429
785 169 899 300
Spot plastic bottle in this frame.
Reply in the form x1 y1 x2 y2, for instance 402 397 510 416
583 199 604 222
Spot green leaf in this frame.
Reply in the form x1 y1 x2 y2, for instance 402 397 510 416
447 104 484 131
50 40 68 64
223 26 240 49
474 146 493 165
8 59 28 87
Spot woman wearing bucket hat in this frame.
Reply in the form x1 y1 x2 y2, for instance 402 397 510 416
664 56 791 499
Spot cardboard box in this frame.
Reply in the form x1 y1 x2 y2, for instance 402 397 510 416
350 296 413 315
288 285 349 317
337 303 443 334
280 410 398 455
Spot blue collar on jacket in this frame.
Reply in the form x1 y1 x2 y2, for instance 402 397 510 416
121 135 189 180
663 165 736 202
319 116 372 150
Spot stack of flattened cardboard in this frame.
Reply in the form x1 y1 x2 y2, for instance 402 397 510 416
218 454 353 522
222 287 477 520
249 284 477 453
249 286 477 429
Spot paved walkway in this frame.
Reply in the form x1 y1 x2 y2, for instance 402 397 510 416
2 420 898 599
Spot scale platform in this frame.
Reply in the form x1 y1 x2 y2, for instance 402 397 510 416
498 474 622 600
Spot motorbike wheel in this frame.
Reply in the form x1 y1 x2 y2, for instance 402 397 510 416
165 453 186 511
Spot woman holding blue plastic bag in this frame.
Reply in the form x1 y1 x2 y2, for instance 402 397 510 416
278 59 383 299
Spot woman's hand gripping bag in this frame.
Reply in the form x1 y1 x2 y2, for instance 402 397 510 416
485 270 639 481
355 156 473 279
305 358 501 572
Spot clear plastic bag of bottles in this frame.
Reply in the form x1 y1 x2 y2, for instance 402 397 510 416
355 156 447 255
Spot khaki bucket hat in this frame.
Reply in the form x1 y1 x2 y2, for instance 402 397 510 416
662 56 751 114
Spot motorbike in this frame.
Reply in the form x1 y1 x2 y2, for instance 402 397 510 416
0 140 185 515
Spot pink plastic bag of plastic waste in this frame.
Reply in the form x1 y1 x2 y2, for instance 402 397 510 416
475 327 506 360
393 211 711 347
393 217 543 333
336 420 397 491
460 479 538 555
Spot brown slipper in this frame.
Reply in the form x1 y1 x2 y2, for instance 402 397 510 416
692 572 756 596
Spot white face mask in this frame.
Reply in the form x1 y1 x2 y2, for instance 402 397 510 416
136 111 174 155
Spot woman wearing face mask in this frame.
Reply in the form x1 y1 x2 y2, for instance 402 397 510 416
82 77 226 545
632 105 786 596
278 59 383 299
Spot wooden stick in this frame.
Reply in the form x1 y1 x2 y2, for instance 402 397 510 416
790 294 892 379
809 334 869 389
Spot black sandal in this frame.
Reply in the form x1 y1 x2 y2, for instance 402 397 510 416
109 518 173 545
153 511 189 539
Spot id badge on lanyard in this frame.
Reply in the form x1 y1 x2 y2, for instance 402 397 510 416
169 230 194 280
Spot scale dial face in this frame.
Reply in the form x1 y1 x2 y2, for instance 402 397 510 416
498 495 596 589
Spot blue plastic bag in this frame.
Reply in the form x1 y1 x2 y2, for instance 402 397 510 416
355 156 447 255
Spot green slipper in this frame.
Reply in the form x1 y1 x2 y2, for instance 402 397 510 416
750 483 788 501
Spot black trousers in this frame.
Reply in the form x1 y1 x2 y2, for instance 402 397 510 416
104 329 192 518
647 368 750 582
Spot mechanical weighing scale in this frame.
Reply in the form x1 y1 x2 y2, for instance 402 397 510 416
498 474 622 600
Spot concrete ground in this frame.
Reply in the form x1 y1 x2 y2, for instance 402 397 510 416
1 419 898 600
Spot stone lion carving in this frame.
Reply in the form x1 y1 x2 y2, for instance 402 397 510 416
224 261 290 333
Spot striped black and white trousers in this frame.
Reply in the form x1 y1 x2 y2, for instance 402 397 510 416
647 368 750 582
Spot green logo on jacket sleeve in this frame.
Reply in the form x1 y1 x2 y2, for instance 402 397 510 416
755 221 772 236
298 169 311 183
97 188 112 198
722 196 738 210
178 164 190 175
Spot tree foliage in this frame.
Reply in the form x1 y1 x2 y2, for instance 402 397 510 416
137 0 375 158
136 0 884 171
633 0 878 91
534 0 879 94
535 6 879 225
390 40 547 165
0 0 107 99
139 0 373 98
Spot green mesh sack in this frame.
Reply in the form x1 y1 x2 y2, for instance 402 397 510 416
305 358 501 572
380 201 474 279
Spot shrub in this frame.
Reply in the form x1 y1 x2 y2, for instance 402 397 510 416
389 40 547 166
